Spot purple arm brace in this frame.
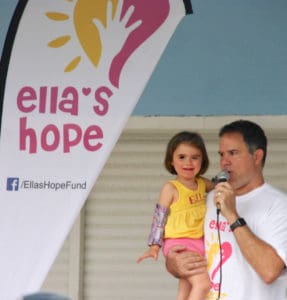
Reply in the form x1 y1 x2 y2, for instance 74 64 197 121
148 203 169 247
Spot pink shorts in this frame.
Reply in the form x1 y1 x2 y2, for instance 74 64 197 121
162 237 205 257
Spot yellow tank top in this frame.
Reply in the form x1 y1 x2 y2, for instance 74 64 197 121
164 178 206 239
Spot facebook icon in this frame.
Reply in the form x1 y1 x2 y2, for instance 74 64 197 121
7 178 20 191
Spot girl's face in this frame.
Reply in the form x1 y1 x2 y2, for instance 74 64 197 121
172 143 203 181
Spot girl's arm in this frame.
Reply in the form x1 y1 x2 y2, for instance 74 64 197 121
202 177 215 192
158 181 177 208
137 182 175 263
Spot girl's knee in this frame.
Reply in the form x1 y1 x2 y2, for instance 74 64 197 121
201 276 211 294
192 275 211 294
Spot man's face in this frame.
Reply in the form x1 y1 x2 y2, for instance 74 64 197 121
218 132 263 195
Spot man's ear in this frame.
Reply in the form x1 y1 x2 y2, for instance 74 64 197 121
254 149 264 166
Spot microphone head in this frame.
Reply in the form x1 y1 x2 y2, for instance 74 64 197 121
213 170 230 184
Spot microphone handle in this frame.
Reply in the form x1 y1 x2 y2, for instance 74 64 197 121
216 204 221 215
216 177 227 214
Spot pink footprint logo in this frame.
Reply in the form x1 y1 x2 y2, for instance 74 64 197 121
210 242 232 281
75 0 170 87
108 0 170 88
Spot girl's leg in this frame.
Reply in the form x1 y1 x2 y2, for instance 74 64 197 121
186 271 211 300
176 278 191 300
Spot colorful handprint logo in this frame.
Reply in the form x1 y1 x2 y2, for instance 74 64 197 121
206 233 232 299
46 0 170 88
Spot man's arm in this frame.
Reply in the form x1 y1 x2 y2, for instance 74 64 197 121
231 223 285 283
165 245 207 278
215 182 285 283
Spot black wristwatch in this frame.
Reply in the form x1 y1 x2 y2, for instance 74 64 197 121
230 218 246 232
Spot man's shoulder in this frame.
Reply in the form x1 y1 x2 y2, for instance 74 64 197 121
264 183 287 199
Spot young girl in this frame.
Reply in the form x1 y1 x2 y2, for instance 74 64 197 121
137 131 213 300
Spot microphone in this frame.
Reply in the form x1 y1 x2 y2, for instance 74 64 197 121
212 170 230 214
212 170 230 185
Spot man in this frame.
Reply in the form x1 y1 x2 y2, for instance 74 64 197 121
166 119 287 299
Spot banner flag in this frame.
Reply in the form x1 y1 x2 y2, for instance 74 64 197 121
0 0 192 298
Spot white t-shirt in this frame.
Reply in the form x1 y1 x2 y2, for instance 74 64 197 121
204 183 287 300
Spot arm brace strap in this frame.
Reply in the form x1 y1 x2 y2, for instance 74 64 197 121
148 203 169 247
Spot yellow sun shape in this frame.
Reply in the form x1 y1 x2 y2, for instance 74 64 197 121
205 232 220 270
46 0 118 72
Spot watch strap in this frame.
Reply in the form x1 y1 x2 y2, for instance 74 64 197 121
230 217 246 232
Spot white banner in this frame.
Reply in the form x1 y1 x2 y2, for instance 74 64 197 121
0 0 192 298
